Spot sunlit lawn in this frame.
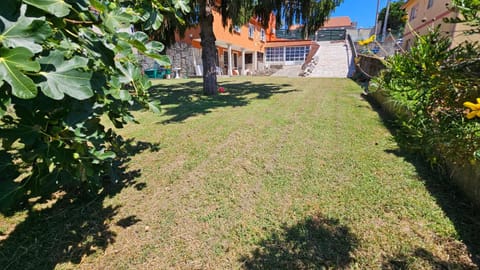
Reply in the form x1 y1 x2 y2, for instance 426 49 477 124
1 77 479 269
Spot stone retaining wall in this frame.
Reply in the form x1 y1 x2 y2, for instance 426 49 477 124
166 42 196 78
355 54 385 78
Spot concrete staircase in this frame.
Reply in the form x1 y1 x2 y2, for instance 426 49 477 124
305 41 354 78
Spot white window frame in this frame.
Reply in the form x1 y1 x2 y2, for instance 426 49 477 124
260 28 266 42
233 25 241 33
248 24 254 39
409 5 418 21
427 0 434 9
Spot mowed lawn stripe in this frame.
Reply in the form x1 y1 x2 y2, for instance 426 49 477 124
21 77 474 269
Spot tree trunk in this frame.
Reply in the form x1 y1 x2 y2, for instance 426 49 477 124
303 22 310 40
200 0 218 95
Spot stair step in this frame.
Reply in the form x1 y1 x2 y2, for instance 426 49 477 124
307 41 354 78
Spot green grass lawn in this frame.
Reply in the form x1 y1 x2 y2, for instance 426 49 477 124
1 77 479 269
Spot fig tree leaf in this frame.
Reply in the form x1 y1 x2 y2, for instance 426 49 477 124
172 0 191 13
146 54 170 66
93 150 116 160
152 12 163 30
23 0 72 17
0 47 39 99
39 52 93 100
0 47 40 72
131 31 149 43
117 61 141 84
146 41 164 54
148 101 161 113
119 90 131 101
88 0 106 13
103 9 136 32
0 4 52 53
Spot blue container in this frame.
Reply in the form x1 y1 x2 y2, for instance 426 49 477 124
145 69 157 78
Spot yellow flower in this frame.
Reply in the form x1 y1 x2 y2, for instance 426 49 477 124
463 98 480 119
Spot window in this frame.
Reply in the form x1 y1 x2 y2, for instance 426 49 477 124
223 51 228 68
257 52 264 62
266 47 284 62
245 53 253 64
427 0 434 9
285 46 310 62
233 25 241 33
260 29 266 42
266 46 310 63
409 5 418 21
248 24 254 39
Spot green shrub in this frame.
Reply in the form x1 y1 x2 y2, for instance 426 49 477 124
371 27 480 166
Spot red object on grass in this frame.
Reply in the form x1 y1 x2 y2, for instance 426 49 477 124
218 87 225 93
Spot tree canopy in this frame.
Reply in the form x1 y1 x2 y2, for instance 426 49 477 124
220 0 344 38
378 0 407 37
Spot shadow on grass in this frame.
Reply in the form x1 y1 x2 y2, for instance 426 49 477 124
240 214 358 269
147 79 298 123
362 93 480 268
383 246 478 269
0 140 158 270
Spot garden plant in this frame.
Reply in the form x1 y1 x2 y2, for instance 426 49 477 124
370 8 480 169
0 0 190 213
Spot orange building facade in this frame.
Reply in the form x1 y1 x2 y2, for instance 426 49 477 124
168 9 314 77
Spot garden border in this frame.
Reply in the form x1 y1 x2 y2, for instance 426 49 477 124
358 54 480 208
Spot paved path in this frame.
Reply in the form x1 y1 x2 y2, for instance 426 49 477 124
270 40 355 78
307 41 354 78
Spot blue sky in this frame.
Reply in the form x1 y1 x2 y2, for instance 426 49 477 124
331 0 390 28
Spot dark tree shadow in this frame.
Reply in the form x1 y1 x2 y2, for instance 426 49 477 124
383 247 478 269
362 93 480 268
146 79 299 123
0 139 158 270
240 214 358 269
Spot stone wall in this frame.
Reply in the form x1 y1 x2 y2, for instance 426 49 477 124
166 42 197 78
355 54 385 79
